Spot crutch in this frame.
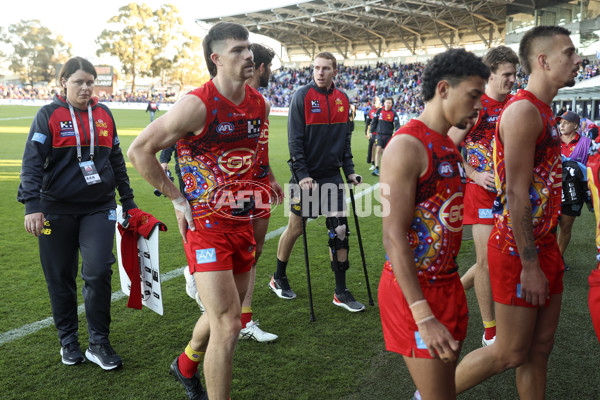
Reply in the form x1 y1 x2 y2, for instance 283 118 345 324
347 176 374 306
288 158 316 321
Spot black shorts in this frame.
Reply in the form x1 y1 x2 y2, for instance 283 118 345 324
290 174 346 218
376 134 392 148
562 202 583 217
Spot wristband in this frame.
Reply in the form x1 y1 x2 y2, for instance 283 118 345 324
409 299 433 324
415 315 436 325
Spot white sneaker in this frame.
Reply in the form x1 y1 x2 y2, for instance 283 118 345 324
184 267 197 299
369 164 376 171
239 320 278 342
482 333 496 347
194 293 205 313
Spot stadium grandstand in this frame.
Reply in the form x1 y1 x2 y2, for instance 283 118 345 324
196 0 600 121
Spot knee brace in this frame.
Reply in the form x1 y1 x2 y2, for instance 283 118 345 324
326 216 350 255
331 259 350 272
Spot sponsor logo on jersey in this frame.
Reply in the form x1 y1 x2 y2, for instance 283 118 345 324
247 118 261 138
217 122 235 134
311 100 321 113
95 120 108 128
487 115 498 123
478 208 493 219
32 132 47 144
59 120 76 137
196 248 217 264
438 161 454 177
440 192 464 233
551 125 559 140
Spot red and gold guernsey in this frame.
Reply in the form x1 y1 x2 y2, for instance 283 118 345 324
252 117 270 184
177 80 266 232
587 140 600 269
490 89 562 254
384 119 466 284
464 93 512 177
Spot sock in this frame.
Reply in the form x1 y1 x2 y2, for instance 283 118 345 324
483 320 496 340
177 342 205 378
333 266 346 294
241 307 252 328
275 258 288 279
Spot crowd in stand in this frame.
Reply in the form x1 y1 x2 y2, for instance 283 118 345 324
2 58 599 110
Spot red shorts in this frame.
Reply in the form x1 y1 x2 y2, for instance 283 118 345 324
254 177 271 219
463 182 496 225
184 226 255 274
378 263 468 358
488 243 564 308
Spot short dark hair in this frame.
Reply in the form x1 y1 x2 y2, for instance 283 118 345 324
519 25 571 75
420 48 490 102
483 45 519 73
251 43 276 70
58 57 96 97
314 52 337 69
202 22 249 77
383 97 394 106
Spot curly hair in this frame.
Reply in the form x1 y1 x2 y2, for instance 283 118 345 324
202 22 249 77
420 48 490 102
483 45 519 73
519 25 571 75
251 43 276 69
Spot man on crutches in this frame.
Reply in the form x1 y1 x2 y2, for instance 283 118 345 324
269 51 364 313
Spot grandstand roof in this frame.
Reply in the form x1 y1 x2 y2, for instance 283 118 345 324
196 0 564 60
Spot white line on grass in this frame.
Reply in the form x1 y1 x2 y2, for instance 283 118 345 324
0 183 379 346
0 116 35 121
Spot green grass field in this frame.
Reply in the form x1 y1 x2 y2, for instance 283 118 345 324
0 104 599 399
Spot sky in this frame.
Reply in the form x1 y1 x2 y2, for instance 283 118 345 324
1 0 307 65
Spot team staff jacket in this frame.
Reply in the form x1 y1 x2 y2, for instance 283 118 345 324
177 81 266 232
288 80 355 181
385 119 466 284
371 108 400 136
18 95 135 215
365 106 380 134
490 89 562 254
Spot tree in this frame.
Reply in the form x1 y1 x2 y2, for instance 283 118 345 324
168 35 211 95
96 3 156 92
150 3 189 86
1 20 71 84
96 3 197 91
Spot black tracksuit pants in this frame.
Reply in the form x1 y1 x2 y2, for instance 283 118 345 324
38 209 116 347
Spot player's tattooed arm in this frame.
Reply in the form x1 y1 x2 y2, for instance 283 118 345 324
520 205 537 262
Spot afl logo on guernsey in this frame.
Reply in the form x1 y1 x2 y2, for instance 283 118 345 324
440 192 464 233
438 162 454 178
218 148 255 175
217 122 235 134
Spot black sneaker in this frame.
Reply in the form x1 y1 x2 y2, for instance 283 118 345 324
333 289 366 312
169 357 207 400
60 342 85 365
269 275 297 299
85 343 123 370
